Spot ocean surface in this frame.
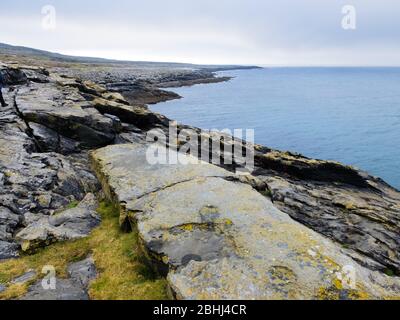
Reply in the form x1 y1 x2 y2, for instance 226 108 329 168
150 68 400 189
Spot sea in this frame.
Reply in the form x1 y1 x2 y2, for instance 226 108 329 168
150 67 400 189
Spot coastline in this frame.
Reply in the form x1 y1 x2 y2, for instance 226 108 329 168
0 56 400 299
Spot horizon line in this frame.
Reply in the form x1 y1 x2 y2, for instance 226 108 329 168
2 42 400 68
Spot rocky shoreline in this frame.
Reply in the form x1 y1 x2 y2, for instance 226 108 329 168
0 57 399 300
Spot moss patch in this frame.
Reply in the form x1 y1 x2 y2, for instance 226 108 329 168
0 200 169 300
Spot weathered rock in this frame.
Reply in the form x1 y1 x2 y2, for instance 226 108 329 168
29 122 80 154
20 257 96 300
248 150 400 275
16 83 117 148
171 128 400 275
0 207 21 241
20 279 89 300
67 256 97 288
91 97 169 130
91 143 230 230
91 143 400 299
11 270 36 284
0 65 108 259
16 194 100 252
0 66 28 85
0 241 19 259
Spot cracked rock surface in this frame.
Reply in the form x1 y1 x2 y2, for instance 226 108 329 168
0 64 105 258
91 143 400 299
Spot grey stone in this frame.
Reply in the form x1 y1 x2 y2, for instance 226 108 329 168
20 257 96 300
92 143 400 300
0 240 19 260
16 83 117 148
20 278 89 300
252 150 400 274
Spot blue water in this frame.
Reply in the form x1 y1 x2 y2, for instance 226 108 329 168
151 68 400 189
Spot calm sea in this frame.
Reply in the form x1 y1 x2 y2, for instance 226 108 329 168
150 68 400 189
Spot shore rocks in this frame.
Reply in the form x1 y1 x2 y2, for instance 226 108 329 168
1 60 400 300
0 65 102 258
91 143 400 299
16 193 100 252
91 143 230 231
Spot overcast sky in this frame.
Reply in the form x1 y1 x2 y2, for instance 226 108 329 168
1 0 399 66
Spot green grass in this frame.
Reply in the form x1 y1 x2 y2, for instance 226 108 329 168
65 200 80 210
0 200 169 300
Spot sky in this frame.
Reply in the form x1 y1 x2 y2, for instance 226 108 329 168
0 0 399 66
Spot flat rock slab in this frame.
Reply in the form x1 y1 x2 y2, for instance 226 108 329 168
11 270 36 285
92 143 231 202
92 143 230 229
20 257 96 300
16 83 117 148
92 143 400 300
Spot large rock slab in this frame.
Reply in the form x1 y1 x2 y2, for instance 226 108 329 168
91 143 231 230
250 150 400 274
91 143 400 300
0 64 135 259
